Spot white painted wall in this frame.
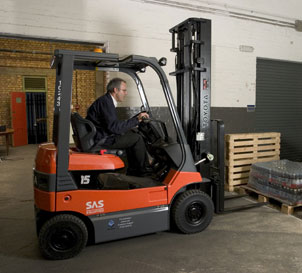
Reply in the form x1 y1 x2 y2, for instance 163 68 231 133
1 0 302 108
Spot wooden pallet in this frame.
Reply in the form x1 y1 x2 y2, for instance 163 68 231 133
225 132 280 191
241 185 302 215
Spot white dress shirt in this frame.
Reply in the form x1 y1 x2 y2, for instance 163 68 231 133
110 94 118 108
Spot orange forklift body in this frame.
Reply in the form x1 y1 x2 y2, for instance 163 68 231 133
34 144 203 215
34 49 214 260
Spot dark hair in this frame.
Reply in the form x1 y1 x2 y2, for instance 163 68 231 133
107 78 126 94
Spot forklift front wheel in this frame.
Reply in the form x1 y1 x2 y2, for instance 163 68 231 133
172 189 214 234
39 214 88 260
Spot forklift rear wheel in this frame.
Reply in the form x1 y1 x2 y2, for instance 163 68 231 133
172 189 214 234
39 214 88 260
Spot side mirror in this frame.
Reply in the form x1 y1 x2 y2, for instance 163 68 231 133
194 153 214 166
207 153 214 162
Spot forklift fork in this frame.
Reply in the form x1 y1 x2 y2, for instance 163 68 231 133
211 119 268 214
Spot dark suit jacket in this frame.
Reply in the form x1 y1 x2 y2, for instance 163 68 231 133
86 92 139 144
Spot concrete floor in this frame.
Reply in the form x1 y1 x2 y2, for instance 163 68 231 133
1 145 302 273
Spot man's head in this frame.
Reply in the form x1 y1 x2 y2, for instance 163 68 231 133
107 78 127 102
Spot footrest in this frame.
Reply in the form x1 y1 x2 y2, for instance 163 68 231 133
98 173 160 190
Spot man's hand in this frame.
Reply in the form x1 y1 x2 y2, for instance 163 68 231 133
137 112 149 122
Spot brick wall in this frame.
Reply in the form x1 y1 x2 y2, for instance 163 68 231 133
0 38 97 68
0 73 23 130
0 37 99 145
46 70 96 142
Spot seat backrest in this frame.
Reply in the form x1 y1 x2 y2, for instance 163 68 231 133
70 112 96 152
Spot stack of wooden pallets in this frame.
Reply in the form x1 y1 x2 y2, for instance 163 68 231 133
225 132 280 192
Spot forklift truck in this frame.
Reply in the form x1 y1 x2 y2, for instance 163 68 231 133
34 18 225 260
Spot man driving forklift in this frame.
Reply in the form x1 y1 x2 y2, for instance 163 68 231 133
86 77 151 176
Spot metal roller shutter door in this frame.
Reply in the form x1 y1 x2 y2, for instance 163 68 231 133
256 58 302 161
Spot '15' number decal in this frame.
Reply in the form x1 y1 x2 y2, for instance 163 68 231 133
81 175 90 184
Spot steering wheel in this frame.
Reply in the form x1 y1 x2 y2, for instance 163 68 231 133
138 117 169 144
132 110 148 119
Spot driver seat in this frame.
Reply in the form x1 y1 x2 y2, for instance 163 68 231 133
70 112 123 156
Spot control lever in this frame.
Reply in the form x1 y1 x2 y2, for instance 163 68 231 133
194 153 214 166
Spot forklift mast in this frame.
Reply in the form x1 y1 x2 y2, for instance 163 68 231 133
170 18 225 212
170 18 211 176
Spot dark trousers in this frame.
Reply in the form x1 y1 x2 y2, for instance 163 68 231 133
106 131 147 171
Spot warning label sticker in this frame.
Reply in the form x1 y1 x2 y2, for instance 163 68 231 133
118 217 133 229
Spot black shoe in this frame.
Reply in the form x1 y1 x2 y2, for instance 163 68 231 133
138 167 154 177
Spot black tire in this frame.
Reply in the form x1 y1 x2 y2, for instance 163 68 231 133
39 214 88 260
172 189 214 234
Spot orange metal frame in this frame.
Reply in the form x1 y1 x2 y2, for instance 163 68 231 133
34 144 203 216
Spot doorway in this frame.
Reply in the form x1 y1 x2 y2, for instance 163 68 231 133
26 92 47 144
23 76 47 144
